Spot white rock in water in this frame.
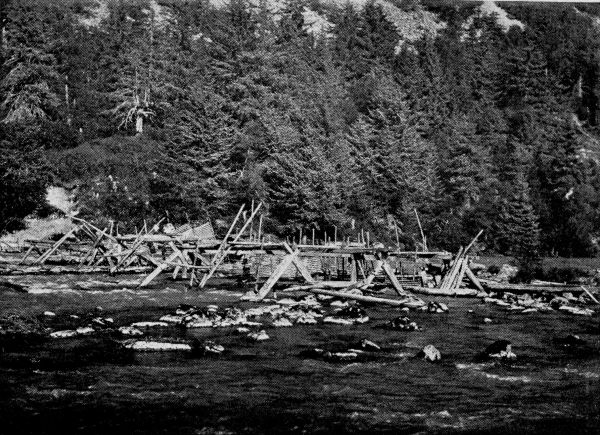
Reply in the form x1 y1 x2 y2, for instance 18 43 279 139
559 306 594 316
76 327 95 335
330 300 349 308
43 311 56 317
323 317 354 325
483 318 492 323
273 317 293 327
248 330 270 341
185 319 213 328
119 326 143 336
125 341 191 351
419 344 442 362
236 327 250 334
296 315 318 325
159 315 184 324
521 308 538 314
50 330 77 339
131 321 170 328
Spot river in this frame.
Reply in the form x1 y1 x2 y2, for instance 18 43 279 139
1 274 599 434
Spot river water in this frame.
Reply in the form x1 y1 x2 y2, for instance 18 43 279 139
1 274 599 434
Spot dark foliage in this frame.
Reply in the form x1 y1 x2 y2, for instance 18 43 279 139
2 0 600 256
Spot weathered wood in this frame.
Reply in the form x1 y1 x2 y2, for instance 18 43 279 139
252 250 300 300
465 267 485 292
138 251 180 287
581 286 600 304
34 226 79 264
19 246 35 264
451 256 469 290
480 279 585 294
382 260 407 296
199 203 263 288
110 218 164 273
464 230 484 255
308 288 422 307
362 260 384 287
281 242 314 284
440 247 464 291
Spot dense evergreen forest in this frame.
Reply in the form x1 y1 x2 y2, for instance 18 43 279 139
2 0 600 259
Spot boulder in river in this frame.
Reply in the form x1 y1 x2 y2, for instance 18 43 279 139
417 345 441 362
248 330 270 341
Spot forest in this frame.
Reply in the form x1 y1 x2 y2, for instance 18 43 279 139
2 0 600 261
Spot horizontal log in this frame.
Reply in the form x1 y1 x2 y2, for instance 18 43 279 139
480 279 589 294
307 288 424 307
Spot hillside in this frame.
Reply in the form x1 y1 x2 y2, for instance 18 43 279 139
2 0 600 258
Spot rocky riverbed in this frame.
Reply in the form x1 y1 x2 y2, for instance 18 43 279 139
1 274 600 434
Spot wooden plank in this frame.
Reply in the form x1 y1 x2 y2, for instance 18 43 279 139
252 250 299 300
465 267 484 292
452 256 469 290
382 260 407 296
282 242 314 283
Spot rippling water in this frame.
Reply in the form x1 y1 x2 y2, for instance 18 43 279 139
1 274 599 434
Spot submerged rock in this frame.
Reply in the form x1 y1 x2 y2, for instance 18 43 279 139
324 306 369 325
417 345 441 362
323 351 358 362
388 316 420 331
484 340 516 360
192 340 225 356
358 339 381 351
422 301 448 313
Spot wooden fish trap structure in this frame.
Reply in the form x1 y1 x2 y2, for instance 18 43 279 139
13 201 485 301
135 202 484 302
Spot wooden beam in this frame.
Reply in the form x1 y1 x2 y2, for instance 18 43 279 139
464 266 484 292
199 203 263 288
138 251 179 287
382 260 407 296
252 250 299 300
33 226 79 264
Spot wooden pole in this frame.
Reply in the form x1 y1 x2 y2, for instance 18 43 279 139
414 209 427 252
464 229 484 255
581 286 600 304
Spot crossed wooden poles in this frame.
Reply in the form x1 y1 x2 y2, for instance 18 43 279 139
20 217 163 273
